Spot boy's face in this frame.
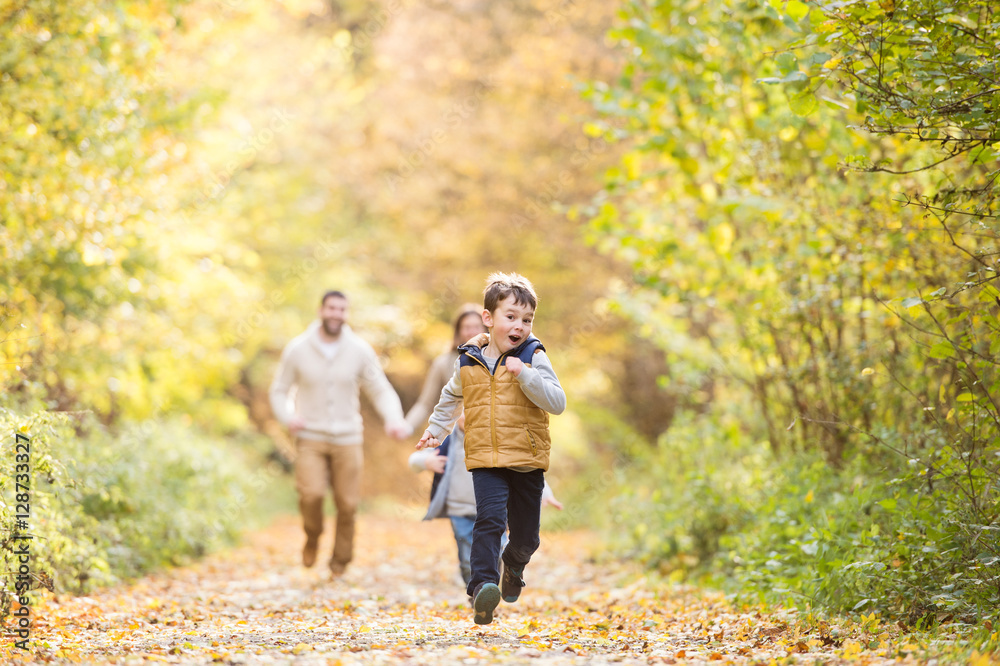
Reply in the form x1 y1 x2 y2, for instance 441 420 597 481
483 295 534 354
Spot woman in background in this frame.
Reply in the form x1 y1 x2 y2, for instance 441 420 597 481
404 305 486 433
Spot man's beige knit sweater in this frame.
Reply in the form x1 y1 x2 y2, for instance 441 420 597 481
269 322 406 445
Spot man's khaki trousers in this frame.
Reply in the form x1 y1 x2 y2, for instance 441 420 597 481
294 438 363 573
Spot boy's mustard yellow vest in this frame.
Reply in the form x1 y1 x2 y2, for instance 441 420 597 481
459 334 552 471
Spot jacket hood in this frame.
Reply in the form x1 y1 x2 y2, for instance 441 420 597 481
460 332 490 350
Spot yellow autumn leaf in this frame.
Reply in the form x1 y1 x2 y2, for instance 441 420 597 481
842 640 862 658
968 652 994 666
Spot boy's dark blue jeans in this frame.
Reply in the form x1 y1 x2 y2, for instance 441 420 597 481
467 467 545 597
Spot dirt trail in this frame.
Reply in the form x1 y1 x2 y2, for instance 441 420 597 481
8 512 928 664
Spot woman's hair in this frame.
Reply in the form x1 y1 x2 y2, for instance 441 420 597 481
453 305 485 343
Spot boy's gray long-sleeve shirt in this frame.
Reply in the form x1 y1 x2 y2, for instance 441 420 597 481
425 349 566 441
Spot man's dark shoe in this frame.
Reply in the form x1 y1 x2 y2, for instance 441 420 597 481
302 537 319 568
473 583 501 625
500 560 525 603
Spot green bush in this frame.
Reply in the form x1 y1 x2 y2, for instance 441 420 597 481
725 449 998 625
609 407 1000 626
605 410 760 572
0 406 290 619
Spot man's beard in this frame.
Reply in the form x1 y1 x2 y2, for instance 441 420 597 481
322 320 343 337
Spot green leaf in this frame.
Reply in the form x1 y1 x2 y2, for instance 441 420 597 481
782 71 809 83
776 52 798 75
807 52 832 66
785 0 810 22
928 342 954 359
788 90 818 115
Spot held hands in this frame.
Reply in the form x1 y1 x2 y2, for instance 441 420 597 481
416 429 441 450
424 453 447 474
542 493 564 510
385 422 413 440
505 357 524 377
541 485 564 510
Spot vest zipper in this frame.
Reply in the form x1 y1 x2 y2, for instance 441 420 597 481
525 426 537 455
489 349 514 465
466 345 516 467
490 373 498 466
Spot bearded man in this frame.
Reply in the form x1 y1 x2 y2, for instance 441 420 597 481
270 290 411 576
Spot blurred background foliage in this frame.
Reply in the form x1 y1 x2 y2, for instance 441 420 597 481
584 0 999 629
1 0 998 633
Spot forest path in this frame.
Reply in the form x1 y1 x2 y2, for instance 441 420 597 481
13 512 922 665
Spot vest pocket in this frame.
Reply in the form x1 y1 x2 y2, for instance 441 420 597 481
524 426 538 455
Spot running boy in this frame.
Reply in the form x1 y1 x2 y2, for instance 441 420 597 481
410 411 564 591
416 272 566 624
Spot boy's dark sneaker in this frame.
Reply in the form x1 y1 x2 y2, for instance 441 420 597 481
500 560 525 603
472 583 501 625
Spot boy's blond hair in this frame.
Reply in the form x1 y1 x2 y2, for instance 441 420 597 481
483 272 537 313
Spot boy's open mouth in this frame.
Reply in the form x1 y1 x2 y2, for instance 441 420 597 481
508 334 521 344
